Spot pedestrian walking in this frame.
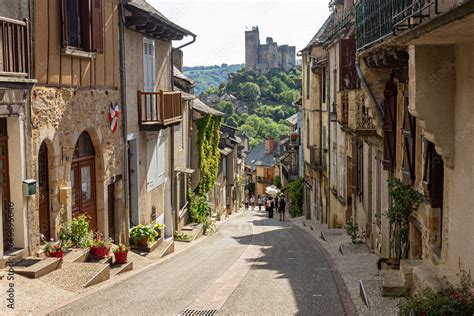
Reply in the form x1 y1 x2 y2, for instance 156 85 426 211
244 197 249 211
250 196 255 211
257 195 263 211
278 195 287 221
268 197 274 219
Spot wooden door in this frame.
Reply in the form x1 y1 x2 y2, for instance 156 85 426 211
38 142 51 240
0 118 10 249
71 132 97 230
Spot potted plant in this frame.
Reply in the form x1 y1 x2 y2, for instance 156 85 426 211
129 224 158 246
152 222 165 239
42 239 69 261
89 232 113 259
112 243 129 264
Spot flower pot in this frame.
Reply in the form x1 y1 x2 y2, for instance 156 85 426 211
90 246 109 259
48 250 64 261
137 237 149 247
114 252 128 264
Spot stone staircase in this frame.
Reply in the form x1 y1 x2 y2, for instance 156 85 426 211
181 223 204 242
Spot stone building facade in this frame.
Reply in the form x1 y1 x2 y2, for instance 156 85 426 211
245 26 296 73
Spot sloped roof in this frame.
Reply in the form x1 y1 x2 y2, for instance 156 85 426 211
174 66 195 85
192 99 224 117
245 143 277 169
286 113 298 126
301 13 335 52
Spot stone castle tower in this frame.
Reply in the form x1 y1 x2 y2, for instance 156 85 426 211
245 26 296 73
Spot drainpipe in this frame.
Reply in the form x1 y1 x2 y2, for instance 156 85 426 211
170 34 196 235
319 70 323 222
119 0 130 244
355 56 385 121
325 64 331 226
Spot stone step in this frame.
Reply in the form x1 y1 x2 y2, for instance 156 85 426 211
181 224 203 242
64 248 90 263
157 239 174 258
88 255 113 265
14 257 62 279
40 262 110 291
380 269 408 297
131 236 164 253
0 248 25 268
110 261 133 276
182 223 200 231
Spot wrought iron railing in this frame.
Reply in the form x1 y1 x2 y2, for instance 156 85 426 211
340 91 349 126
0 17 30 78
356 0 439 50
327 10 355 40
356 93 375 130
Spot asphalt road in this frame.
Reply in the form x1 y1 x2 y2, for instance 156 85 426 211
51 209 351 316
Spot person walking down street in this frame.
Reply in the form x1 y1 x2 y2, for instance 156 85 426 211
268 197 275 219
244 197 249 211
279 196 287 221
257 196 263 211
250 196 255 211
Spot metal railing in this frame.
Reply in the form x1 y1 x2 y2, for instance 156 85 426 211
137 91 182 126
0 17 30 78
356 0 439 50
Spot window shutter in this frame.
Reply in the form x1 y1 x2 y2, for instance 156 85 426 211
383 81 397 170
157 130 165 185
351 137 358 195
91 0 104 53
143 38 155 91
429 143 444 208
178 123 183 149
146 135 157 190
80 0 92 51
61 0 69 47
339 38 359 91
401 86 416 184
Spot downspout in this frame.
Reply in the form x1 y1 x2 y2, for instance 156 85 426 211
119 0 130 244
325 64 331 225
319 70 323 222
355 56 385 121
170 34 196 235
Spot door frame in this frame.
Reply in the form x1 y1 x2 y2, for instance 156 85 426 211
38 142 51 241
127 134 140 226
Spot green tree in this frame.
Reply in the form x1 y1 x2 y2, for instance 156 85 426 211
217 101 235 116
239 82 261 102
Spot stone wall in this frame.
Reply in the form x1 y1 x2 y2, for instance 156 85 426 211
29 86 124 253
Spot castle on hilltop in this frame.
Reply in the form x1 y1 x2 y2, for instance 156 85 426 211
245 26 296 73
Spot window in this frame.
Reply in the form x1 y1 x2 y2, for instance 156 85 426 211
401 85 416 184
178 122 183 150
143 38 156 91
338 151 345 200
61 0 103 53
383 81 397 170
375 150 382 229
321 67 327 107
306 61 311 100
146 131 165 191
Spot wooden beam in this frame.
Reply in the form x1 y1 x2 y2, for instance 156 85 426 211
136 22 158 32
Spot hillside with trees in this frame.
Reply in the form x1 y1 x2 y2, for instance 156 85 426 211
184 64 244 94
204 67 302 146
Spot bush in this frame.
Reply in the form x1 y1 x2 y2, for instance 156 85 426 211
398 272 474 315
58 215 90 248
346 218 366 244
287 178 303 217
129 224 158 245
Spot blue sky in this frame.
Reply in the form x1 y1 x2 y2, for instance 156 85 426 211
150 0 331 66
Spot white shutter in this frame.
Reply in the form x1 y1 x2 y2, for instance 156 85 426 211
146 134 158 191
156 130 165 186
143 38 155 92
178 122 183 149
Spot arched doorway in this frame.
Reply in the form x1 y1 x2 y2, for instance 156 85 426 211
38 142 51 240
70 132 97 230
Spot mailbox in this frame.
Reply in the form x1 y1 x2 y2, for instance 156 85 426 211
23 179 37 197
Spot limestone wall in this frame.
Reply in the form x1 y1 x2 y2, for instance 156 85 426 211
29 86 124 252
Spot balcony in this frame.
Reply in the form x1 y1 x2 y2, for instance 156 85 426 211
256 176 273 185
138 91 182 131
356 0 440 50
0 17 35 89
337 91 349 126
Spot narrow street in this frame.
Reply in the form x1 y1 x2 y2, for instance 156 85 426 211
51 209 353 316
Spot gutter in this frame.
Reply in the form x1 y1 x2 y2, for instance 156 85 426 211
119 0 130 244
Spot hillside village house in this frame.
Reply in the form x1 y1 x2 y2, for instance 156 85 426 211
123 0 195 237
30 0 125 253
302 0 474 294
0 1 36 261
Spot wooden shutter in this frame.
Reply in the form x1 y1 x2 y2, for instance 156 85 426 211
383 81 397 170
339 38 359 91
80 0 92 51
401 85 416 184
91 0 104 53
61 0 69 47
351 137 358 195
146 135 158 191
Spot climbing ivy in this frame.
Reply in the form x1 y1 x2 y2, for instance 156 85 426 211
195 116 223 196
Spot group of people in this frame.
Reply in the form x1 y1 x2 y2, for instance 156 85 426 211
244 194 287 221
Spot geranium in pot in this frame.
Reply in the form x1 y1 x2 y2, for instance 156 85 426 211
89 232 113 259
112 243 129 264
42 239 69 261
130 224 158 247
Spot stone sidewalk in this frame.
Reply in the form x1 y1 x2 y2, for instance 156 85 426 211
291 216 400 316
1 211 241 316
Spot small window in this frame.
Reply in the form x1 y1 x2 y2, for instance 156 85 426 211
61 0 104 53
178 122 183 149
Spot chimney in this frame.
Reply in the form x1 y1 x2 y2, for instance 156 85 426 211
265 137 275 154
173 49 184 71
